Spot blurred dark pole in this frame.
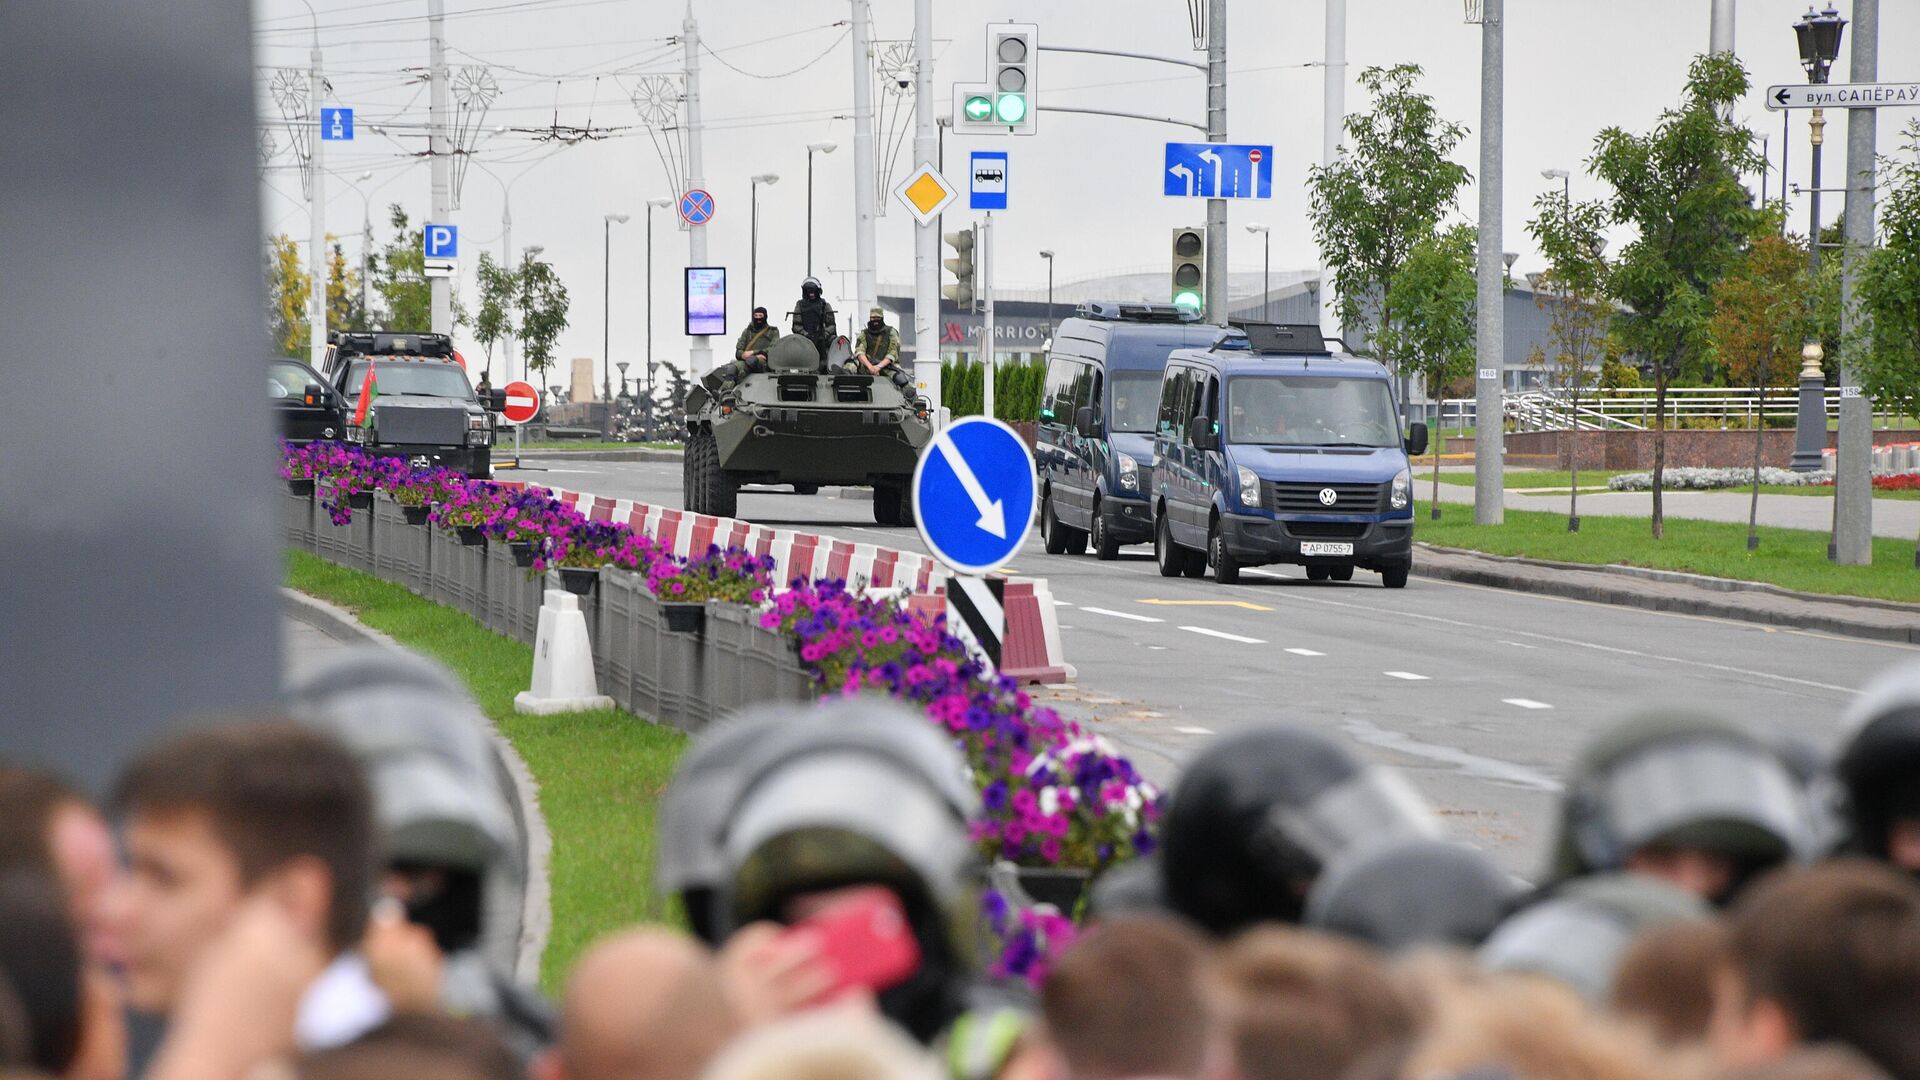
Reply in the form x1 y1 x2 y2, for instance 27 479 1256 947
0 0 281 793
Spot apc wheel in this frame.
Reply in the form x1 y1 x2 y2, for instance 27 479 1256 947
1209 522 1241 585
874 485 903 526
793 483 820 495
1154 514 1184 579
1330 563 1355 582
1306 565 1331 582
689 431 735 518
1091 499 1121 561
1381 563 1410 589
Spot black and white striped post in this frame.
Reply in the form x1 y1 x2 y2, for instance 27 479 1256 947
945 574 1006 670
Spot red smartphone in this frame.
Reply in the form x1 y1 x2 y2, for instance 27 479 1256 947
783 886 922 1000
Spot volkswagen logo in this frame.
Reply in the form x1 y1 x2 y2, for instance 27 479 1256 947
1318 487 1338 506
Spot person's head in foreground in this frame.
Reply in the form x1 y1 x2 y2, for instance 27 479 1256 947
1039 914 1214 1080
1215 925 1417 1080
534 928 734 1080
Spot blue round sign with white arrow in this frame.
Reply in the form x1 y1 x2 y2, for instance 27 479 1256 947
912 416 1037 575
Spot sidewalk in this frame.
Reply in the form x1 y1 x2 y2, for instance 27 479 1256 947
1424 474 1920 539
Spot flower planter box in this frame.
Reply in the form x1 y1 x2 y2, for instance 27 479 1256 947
456 526 487 547
348 491 374 510
287 479 315 497
402 504 431 526
662 601 705 635
509 542 535 569
557 567 599 596
1014 866 1091 915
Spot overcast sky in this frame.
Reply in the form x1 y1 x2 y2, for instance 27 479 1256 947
252 0 1920 386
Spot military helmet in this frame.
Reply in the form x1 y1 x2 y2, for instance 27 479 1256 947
1158 726 1439 936
284 646 515 873
1306 837 1521 952
1479 872 1710 1002
1547 711 1812 886
1836 662 1920 862
801 276 823 294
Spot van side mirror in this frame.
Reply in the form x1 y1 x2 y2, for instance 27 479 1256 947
1191 415 1220 451
1074 406 1097 437
486 389 508 413
1406 422 1429 457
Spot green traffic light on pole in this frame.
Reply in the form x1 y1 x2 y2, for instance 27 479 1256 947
994 93 1027 124
1173 290 1202 312
964 95 993 122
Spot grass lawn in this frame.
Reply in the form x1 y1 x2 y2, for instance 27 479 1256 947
1415 502 1920 603
1433 469 1626 490
286 551 686 991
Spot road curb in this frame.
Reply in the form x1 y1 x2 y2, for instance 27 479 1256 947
281 588 554 983
1410 545 1920 645
514 447 682 463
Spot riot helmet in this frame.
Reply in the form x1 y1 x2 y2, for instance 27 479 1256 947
716 697 980 1043
1547 711 1812 904
1479 873 1709 1003
285 647 516 954
1836 662 1920 872
655 707 788 944
1306 837 1521 952
1158 726 1439 937
800 276 823 299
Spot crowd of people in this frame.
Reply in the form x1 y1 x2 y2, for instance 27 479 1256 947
4 647 1920 1080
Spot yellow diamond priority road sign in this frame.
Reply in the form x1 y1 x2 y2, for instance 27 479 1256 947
893 164 959 225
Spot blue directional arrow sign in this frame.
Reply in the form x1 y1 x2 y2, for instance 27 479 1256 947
1163 142 1272 199
913 416 1037 575
423 223 458 259
320 107 354 141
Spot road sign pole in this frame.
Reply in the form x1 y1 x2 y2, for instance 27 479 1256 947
1472 0 1505 525
683 8 713 377
1836 0 1880 565
309 36 327 373
982 211 995 419
1204 0 1227 326
851 0 879 324
428 0 452 335
913 0 940 412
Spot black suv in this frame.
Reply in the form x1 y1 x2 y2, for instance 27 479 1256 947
1035 302 1223 560
270 358 348 445
324 332 505 478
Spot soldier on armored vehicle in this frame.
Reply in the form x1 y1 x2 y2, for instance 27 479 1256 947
706 305 780 398
846 305 913 394
790 276 838 368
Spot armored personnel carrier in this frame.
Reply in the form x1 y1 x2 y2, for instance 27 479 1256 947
682 332 934 525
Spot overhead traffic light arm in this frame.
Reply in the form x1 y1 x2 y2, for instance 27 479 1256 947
1034 104 1207 135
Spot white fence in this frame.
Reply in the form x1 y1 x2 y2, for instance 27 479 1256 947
1434 387 1916 433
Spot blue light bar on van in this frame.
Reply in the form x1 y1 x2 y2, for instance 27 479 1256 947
1075 301 1203 323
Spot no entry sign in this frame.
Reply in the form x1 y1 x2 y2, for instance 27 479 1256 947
500 380 540 425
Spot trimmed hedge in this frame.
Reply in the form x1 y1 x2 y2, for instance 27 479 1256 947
943 357 1047 422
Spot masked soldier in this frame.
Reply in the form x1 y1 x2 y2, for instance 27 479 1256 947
706 306 780 398
849 306 912 392
791 277 838 369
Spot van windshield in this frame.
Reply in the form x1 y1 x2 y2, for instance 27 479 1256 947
1109 372 1163 433
1226 375 1399 448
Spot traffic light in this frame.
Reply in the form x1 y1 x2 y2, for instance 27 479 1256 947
953 82 996 135
1171 227 1205 312
988 23 1037 134
943 226 976 309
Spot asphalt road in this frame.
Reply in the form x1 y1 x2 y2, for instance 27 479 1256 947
521 458 1918 876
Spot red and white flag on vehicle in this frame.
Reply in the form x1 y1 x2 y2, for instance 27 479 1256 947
351 367 379 427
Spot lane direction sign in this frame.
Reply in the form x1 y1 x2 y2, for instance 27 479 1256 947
1164 142 1273 199
321 107 354 141
1766 82 1920 110
679 189 715 225
500 380 540 425
913 416 1036 575
894 164 959 225
970 151 1008 211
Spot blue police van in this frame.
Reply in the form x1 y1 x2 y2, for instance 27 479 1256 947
1150 324 1428 587
1035 302 1225 560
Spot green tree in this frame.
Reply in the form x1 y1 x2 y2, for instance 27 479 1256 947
1308 64 1472 413
515 249 570 391
473 251 517 381
327 237 362 333
371 205 430 330
1380 223 1477 515
1527 191 1614 530
265 234 310 358
1857 120 1920 420
1711 224 1814 551
1588 52 1761 539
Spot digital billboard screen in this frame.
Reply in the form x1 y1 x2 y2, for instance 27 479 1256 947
685 267 726 336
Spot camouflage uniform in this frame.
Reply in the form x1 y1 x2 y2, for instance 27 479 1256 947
849 310 913 392
792 293 838 370
709 319 779 395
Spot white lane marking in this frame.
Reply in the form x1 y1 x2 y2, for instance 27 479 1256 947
1285 647 1326 656
1054 600 1073 607
1503 698 1555 710
1499 640 1538 649
1384 670 1430 681
1147 645 1168 651
1081 606 1165 623
1180 625 1267 645
1174 726 1214 735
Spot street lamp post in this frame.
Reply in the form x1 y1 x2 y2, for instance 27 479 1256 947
645 197 673 434
603 213 630 416
1245 224 1271 320
1790 4 1846 474
750 173 779 308
1038 250 1055 343
805 142 836 277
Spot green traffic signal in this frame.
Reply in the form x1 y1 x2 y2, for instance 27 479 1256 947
994 93 1027 124
1173 290 1202 311
964 95 994 122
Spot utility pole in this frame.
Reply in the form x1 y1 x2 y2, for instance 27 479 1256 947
683 4 713 377
1472 0 1505 525
981 212 995 419
1321 0 1345 340
851 0 879 326
309 28 328 370
912 0 940 410
428 0 451 335
1710 0 1735 56
1835 0 1877 564
1204 0 1227 327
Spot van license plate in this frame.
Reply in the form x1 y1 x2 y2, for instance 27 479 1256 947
1300 542 1354 557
